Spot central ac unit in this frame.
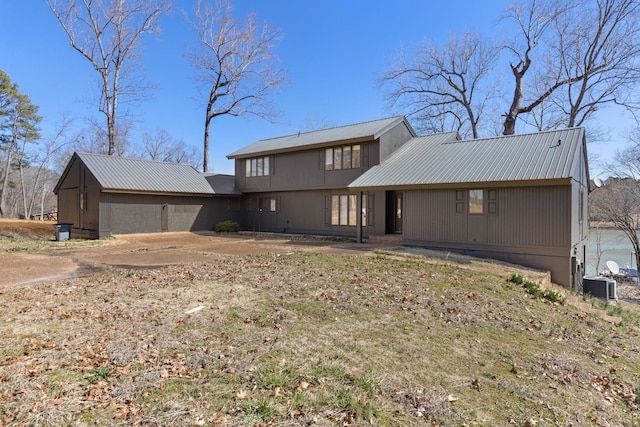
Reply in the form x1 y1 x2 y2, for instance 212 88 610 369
582 276 617 300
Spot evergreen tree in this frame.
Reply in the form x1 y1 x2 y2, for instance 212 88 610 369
0 69 41 217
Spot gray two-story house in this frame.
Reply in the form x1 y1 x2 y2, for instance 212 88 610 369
226 116 417 237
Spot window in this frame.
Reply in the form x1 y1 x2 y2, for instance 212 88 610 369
246 156 270 176
342 146 352 169
352 145 361 168
325 144 361 170
258 197 276 212
469 189 484 214
331 194 367 226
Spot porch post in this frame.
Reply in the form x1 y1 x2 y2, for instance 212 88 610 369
356 191 363 243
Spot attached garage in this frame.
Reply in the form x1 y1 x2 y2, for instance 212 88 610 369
54 152 241 238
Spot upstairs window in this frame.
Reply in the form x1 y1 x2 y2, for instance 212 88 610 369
325 144 361 170
246 156 270 177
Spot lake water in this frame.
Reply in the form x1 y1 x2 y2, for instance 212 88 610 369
585 228 636 275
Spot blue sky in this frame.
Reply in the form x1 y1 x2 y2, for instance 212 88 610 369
0 1 631 175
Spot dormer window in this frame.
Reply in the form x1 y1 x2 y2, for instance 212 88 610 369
325 144 361 170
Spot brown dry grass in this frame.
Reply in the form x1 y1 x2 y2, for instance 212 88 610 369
0 219 57 239
1 247 639 426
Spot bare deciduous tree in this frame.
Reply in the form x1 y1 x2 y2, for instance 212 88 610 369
140 128 200 167
47 0 172 156
591 177 640 272
28 115 78 220
186 0 288 172
502 0 640 134
551 0 640 128
499 0 575 135
592 129 640 271
381 32 500 139
384 0 640 138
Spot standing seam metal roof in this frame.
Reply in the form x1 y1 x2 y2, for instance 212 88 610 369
349 128 585 189
73 152 235 195
227 116 414 158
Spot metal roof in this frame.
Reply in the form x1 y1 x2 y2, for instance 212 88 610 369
68 152 237 195
349 127 586 189
204 173 243 196
227 116 414 158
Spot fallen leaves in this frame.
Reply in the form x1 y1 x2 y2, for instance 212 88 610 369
0 248 639 426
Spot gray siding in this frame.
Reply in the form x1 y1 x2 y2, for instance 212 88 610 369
403 185 574 286
235 141 378 193
379 121 415 161
108 194 163 235
99 194 236 236
237 189 385 237
404 186 570 247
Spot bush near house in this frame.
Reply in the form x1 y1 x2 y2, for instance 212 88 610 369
215 220 240 233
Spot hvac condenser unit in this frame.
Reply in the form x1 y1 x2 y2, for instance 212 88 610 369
582 276 617 300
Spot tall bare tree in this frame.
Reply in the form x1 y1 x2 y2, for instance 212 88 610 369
27 115 78 220
186 0 288 172
550 0 640 128
502 0 640 134
383 0 640 138
500 0 575 135
47 0 172 156
381 32 500 139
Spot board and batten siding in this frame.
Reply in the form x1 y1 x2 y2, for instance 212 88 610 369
404 189 466 242
403 185 574 286
487 186 570 248
404 185 571 248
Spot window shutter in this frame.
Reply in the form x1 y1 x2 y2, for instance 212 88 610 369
368 194 375 226
324 195 331 224
362 143 369 169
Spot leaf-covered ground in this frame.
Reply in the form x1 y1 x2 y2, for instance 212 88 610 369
1 249 640 426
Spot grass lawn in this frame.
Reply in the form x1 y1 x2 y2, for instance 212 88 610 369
1 248 639 426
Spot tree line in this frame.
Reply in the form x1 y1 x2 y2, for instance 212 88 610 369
380 0 640 139
3 0 640 226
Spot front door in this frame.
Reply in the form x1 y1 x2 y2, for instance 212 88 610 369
394 192 403 233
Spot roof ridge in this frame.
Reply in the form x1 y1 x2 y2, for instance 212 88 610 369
77 151 189 167
456 127 583 144
256 116 405 142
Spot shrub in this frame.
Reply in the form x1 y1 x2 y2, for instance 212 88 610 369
215 220 240 233
508 272 524 285
508 273 566 304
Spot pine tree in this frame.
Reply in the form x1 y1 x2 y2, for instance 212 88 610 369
0 69 41 217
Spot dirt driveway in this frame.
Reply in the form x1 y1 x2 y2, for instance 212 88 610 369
1 228 387 288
